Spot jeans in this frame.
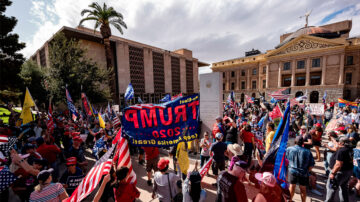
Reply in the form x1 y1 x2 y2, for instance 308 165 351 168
324 151 334 176
325 169 353 202
200 155 210 167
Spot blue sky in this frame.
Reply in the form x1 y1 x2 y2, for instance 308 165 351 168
5 0 360 74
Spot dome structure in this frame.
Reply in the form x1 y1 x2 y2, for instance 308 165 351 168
276 26 340 48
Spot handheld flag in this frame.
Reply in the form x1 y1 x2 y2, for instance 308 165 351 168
322 91 327 104
125 83 134 101
245 94 254 104
98 113 105 128
66 89 79 119
137 97 143 104
160 94 171 102
338 98 358 108
273 101 291 188
20 87 35 124
81 93 92 116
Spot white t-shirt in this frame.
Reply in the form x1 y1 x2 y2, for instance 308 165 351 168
200 138 211 157
350 113 360 123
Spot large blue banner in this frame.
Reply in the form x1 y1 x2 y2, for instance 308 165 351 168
122 94 200 147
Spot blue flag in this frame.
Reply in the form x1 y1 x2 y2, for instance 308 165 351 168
125 83 134 101
323 91 327 104
273 101 290 189
160 94 171 102
65 88 79 118
138 97 143 104
270 97 277 104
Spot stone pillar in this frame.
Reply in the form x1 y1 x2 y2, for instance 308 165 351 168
291 60 296 86
247 68 251 89
36 52 41 66
266 64 269 88
179 57 187 93
259 66 262 90
236 69 240 90
115 42 131 93
305 58 310 86
44 42 50 68
277 63 282 88
143 47 154 93
193 59 199 93
338 54 345 84
164 52 172 93
321 56 327 85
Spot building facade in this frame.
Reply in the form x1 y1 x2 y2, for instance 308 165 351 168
212 20 360 103
30 26 208 105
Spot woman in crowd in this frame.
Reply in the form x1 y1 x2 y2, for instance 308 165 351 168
29 168 68 202
253 172 285 202
323 131 339 176
241 124 255 160
346 124 360 147
265 122 275 152
312 123 323 161
199 131 211 168
182 171 206 202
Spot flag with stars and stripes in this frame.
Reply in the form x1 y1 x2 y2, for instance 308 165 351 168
125 83 134 101
0 136 17 157
66 89 79 119
0 166 18 193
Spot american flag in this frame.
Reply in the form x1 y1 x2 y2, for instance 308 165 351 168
199 157 213 179
0 135 7 145
245 95 254 104
125 83 134 101
268 88 290 100
113 129 137 184
66 89 79 119
47 105 55 133
66 142 116 202
0 166 18 193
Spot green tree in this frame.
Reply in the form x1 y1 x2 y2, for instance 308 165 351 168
48 33 109 104
18 60 48 106
79 2 127 103
0 0 25 103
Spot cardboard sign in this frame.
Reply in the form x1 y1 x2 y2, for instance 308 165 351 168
308 104 324 115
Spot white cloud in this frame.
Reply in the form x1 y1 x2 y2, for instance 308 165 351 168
21 0 360 63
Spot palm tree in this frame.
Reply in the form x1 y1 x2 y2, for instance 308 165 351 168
79 2 127 103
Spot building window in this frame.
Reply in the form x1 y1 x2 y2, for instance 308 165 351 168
231 71 235 77
153 52 165 93
223 72 225 78
263 79 266 88
263 66 266 74
283 62 291 71
241 81 246 89
231 82 235 90
297 60 305 69
283 77 291 87
296 76 306 86
312 58 321 67
310 75 321 85
252 81 256 89
129 46 145 93
241 70 245 76
223 83 225 90
186 60 194 93
345 73 352 84
252 68 257 75
346 56 354 65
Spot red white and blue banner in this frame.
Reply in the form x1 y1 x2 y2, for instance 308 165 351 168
122 94 200 147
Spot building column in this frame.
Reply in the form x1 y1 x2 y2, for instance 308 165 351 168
143 47 154 93
291 60 296 87
236 70 240 90
321 56 327 85
192 59 199 93
266 64 269 88
179 57 187 93
277 63 282 88
259 66 262 90
115 42 131 93
163 52 172 93
338 54 345 84
305 58 310 86
247 68 251 89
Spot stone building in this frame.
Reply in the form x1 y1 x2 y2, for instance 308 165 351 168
212 20 360 103
30 26 208 105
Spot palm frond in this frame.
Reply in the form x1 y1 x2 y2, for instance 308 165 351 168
93 21 101 33
80 9 92 16
89 2 102 12
79 17 98 26
110 23 124 35
109 19 127 29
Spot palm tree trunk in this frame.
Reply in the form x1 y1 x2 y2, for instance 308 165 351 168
103 37 118 103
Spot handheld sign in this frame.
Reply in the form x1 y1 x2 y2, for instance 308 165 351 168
122 94 200 147
308 103 324 115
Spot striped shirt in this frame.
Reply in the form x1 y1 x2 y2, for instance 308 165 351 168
30 183 65 202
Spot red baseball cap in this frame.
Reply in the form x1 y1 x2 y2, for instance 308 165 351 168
315 123 322 128
73 136 82 143
157 158 169 170
71 132 80 138
66 157 77 166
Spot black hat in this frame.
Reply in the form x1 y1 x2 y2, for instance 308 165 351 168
37 168 53 182
189 171 201 183
36 137 44 145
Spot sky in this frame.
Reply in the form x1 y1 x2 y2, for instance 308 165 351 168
5 0 360 74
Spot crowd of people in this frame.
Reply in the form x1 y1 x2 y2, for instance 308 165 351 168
0 99 359 202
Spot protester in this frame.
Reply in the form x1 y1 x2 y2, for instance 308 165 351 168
36 137 61 177
59 157 84 195
66 136 88 171
286 136 315 202
312 123 323 161
143 146 160 186
216 160 248 202
227 143 244 171
325 137 354 202
323 131 339 176
182 171 206 202
253 172 285 202
241 124 255 159
346 124 359 147
29 168 68 201
210 133 227 185
224 117 238 145
199 131 211 168
176 141 190 180
265 122 275 152
153 158 182 202
350 141 360 196
212 116 224 140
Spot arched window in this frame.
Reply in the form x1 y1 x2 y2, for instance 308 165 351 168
241 93 245 103
251 93 256 98
310 91 319 103
295 91 304 98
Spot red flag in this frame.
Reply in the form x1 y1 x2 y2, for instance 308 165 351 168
269 105 282 119
199 157 213 179
81 93 92 116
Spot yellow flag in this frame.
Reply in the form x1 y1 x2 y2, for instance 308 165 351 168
98 113 105 128
20 88 35 124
